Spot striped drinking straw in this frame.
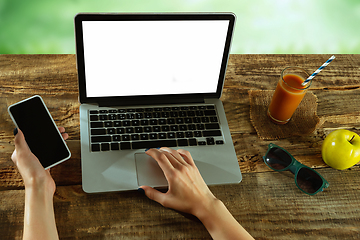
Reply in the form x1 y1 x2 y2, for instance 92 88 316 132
302 55 336 86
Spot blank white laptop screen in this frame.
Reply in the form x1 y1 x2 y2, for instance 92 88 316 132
82 20 230 98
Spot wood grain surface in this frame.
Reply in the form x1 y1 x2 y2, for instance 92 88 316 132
1 54 360 239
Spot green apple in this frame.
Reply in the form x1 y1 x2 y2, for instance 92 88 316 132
322 129 360 170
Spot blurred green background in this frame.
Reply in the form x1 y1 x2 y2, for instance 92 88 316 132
0 0 359 54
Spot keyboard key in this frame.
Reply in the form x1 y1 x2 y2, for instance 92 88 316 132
123 120 131 126
122 135 130 141
149 133 158 139
144 126 152 132
161 126 170 132
185 132 193 138
90 115 99 121
201 117 210 123
205 123 220 130
206 138 215 145
104 121 113 127
167 118 175 124
189 138 197 146
109 114 117 120
116 128 125 134
176 118 184 124
100 115 108 120
153 126 161 132
91 129 106 135
194 131 202 137
111 143 120 150
118 114 126 120
120 142 131 150
90 122 103 128
179 125 187 131
198 141 206 145
196 124 205 130
168 132 176 138
92 135 111 143
126 127 134 133
107 128 116 134
176 132 185 138
90 110 99 114
135 113 143 119
202 130 222 137
131 134 140 140
204 110 216 116
141 120 149 125
135 127 143 133
114 121 121 127
210 116 218 122
150 119 158 125
112 135 121 141
153 112 161 118
132 120 140 126
170 125 179 131
91 144 100 151
101 143 110 151
127 113 135 119
159 133 167 139
216 140 224 144
132 140 177 149
177 139 188 146
158 119 167 125
188 124 196 130
140 134 149 140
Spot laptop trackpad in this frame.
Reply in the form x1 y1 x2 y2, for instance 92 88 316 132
135 153 168 187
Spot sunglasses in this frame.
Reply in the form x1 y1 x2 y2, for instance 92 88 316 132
263 143 329 195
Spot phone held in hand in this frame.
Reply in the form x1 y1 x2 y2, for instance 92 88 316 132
8 95 71 169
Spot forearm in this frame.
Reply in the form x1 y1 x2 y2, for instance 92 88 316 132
24 187 59 240
197 199 254 240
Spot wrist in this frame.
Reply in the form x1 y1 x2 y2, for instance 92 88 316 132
195 197 224 223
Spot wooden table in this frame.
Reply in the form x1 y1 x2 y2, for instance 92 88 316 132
1 54 360 239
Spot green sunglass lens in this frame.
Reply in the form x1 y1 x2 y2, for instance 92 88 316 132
296 168 323 194
265 147 292 170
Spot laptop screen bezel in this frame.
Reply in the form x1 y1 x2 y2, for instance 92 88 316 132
74 13 235 106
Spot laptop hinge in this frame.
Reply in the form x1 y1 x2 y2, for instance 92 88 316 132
97 96 205 107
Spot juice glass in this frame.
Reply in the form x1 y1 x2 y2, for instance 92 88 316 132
267 67 311 124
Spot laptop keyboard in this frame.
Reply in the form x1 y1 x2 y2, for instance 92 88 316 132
88 105 224 152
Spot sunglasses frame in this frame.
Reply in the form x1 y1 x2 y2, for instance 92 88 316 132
263 143 329 195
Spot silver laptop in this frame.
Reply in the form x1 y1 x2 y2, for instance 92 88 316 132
74 13 242 193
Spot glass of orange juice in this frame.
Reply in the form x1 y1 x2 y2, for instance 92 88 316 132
267 67 311 124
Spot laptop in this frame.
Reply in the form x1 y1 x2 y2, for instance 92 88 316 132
74 13 242 193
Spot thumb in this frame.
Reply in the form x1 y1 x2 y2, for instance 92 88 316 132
14 129 30 154
139 185 166 206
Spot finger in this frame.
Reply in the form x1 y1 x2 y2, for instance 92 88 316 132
61 132 69 141
58 127 66 133
145 148 174 172
177 149 196 166
139 186 167 206
160 147 188 166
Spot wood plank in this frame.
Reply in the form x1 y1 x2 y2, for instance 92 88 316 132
224 54 360 91
1 168 360 240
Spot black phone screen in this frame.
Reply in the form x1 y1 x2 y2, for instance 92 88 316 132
9 96 71 169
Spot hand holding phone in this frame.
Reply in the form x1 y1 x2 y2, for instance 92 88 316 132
8 95 71 169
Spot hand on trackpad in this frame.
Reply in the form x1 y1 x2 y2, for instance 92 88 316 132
135 153 168 187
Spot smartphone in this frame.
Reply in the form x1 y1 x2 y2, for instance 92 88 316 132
8 95 71 169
